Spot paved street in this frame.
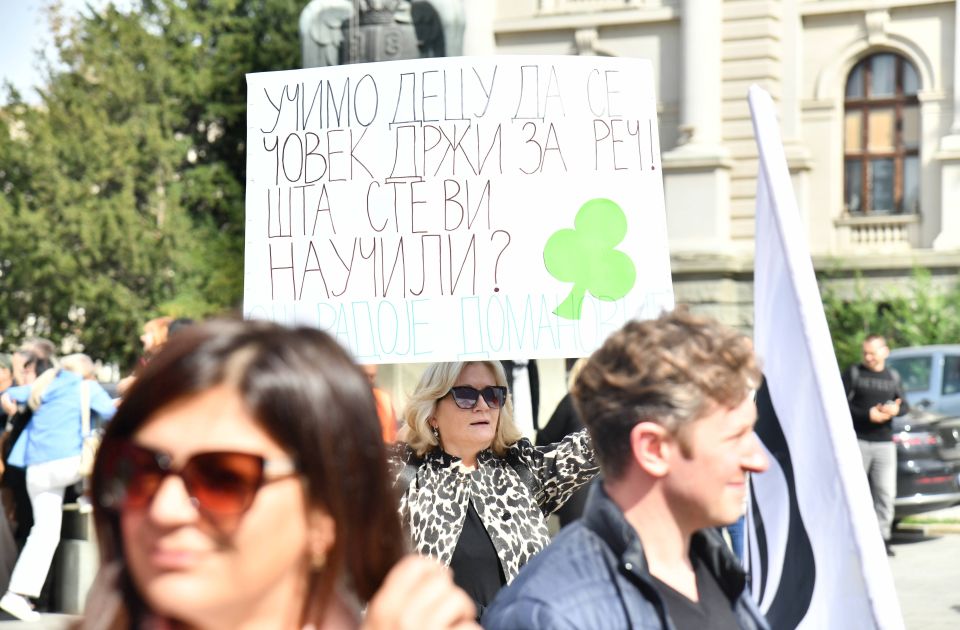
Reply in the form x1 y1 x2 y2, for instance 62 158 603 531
0 614 73 629
890 529 960 630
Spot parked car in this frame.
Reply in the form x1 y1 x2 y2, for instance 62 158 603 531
892 407 960 520
887 345 960 415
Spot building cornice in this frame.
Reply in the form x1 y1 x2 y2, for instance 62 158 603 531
668 249 960 277
495 6 679 34
813 249 960 272
800 0 952 18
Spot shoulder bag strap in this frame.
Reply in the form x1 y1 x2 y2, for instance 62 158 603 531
80 380 91 436
27 367 60 411
847 364 860 402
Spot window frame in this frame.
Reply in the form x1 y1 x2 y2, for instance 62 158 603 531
843 53 920 216
941 356 960 396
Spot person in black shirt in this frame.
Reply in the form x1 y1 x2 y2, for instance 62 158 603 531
651 552 742 630
842 334 908 556
537 358 591 528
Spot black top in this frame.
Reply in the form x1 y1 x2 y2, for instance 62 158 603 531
450 502 506 617
842 364 909 441
536 393 583 444
651 553 741 630
537 393 590 526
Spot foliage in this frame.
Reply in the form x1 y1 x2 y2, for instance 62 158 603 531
0 0 304 366
820 269 960 369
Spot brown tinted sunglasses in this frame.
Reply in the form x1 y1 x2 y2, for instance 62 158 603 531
97 440 298 517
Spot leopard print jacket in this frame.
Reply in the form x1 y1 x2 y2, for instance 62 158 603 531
394 429 598 583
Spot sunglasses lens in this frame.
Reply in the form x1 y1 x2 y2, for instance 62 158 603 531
99 442 165 510
451 387 480 409
481 387 506 409
184 452 265 515
98 442 266 516
449 386 506 409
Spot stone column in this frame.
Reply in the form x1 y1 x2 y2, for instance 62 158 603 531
463 0 496 56
674 0 722 148
781 0 814 245
951 1 960 136
662 0 733 252
933 1 960 250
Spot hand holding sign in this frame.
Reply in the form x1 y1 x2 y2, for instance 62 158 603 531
543 198 636 320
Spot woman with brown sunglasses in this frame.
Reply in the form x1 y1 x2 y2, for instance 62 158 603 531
79 320 477 630
396 361 599 619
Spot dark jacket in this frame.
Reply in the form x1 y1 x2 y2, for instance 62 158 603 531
483 484 770 630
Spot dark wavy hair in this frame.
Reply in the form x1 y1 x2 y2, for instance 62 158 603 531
88 319 405 626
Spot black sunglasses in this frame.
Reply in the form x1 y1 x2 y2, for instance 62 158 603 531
446 385 508 410
97 440 298 517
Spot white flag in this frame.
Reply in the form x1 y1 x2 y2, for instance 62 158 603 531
746 85 904 630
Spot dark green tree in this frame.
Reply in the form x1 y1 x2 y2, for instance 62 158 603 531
0 0 304 366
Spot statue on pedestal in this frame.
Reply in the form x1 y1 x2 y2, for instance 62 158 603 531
299 0 465 67
299 0 353 68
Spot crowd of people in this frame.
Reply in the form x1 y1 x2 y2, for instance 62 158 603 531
4 308 901 629
0 316 189 620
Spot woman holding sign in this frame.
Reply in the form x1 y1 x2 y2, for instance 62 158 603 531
78 320 477 630
396 360 598 617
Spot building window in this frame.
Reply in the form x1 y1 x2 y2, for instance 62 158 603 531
843 53 920 215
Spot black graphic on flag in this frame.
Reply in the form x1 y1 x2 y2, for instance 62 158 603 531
749 378 815 629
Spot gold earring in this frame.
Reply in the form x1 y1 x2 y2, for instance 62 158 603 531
310 549 326 570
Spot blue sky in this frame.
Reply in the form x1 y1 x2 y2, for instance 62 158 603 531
0 0 118 103
0 1 52 101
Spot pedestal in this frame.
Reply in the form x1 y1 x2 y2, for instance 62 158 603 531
662 146 734 252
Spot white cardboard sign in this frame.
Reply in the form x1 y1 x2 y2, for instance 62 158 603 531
244 55 673 363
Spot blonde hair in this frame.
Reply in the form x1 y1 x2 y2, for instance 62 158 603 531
567 357 588 391
61 353 96 379
403 361 522 457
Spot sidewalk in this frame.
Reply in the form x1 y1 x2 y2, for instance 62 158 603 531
0 614 77 628
898 504 960 535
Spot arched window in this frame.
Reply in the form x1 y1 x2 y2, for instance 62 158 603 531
844 53 920 215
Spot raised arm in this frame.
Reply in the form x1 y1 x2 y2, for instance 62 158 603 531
512 428 598 514
89 382 118 422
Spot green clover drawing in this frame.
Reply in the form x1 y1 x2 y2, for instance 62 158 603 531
543 198 636 320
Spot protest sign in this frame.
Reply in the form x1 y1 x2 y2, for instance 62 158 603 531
244 56 673 363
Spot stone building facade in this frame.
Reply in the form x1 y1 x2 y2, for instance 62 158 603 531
493 0 960 328
382 0 960 430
